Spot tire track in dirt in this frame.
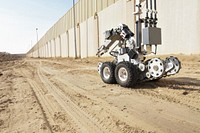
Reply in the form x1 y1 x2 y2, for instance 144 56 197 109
1 66 48 132
39 66 154 133
87 60 200 113
27 79 54 133
132 88 200 112
39 60 200 133
25 57 200 133
53 77 150 133
37 66 112 133
19 68 54 133
20 65 77 133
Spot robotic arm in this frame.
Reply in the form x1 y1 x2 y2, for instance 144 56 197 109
96 24 135 57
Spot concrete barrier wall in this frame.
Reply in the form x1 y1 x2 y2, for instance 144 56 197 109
40 46 43 58
55 36 61 57
60 32 68 57
47 41 51 57
68 29 75 57
45 45 47 57
27 0 128 58
87 17 98 57
77 24 81 58
27 0 200 58
157 0 200 54
51 39 55 57
80 21 88 58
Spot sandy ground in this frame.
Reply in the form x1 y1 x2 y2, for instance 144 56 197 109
0 54 200 133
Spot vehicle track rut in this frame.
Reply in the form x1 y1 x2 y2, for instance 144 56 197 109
38 58 200 133
37 65 112 133
19 64 77 133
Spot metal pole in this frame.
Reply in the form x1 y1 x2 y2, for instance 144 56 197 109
154 0 157 10
153 0 157 27
135 0 142 52
73 0 77 58
36 28 38 42
145 0 149 27
36 28 40 58
150 0 153 27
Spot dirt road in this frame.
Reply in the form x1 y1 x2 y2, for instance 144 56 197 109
0 55 200 133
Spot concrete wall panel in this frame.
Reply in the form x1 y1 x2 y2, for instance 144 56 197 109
51 39 55 57
42 45 45 57
45 43 48 58
87 17 98 57
40 46 43 58
38 48 41 58
43 45 46 57
98 0 126 46
157 0 200 54
47 41 51 58
33 50 37 58
80 21 88 58
39 48 42 58
68 29 75 57
60 32 68 57
76 25 81 58
55 36 61 57
126 0 135 31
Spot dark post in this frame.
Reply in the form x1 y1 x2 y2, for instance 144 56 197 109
154 0 157 27
150 0 153 27
136 20 142 52
145 0 149 27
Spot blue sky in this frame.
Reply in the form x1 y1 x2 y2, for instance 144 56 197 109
0 0 76 54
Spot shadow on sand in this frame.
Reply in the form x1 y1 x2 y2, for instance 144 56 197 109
133 77 200 92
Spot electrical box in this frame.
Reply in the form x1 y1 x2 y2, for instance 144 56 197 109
143 27 162 45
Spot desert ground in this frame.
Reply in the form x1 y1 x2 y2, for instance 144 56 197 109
0 53 200 133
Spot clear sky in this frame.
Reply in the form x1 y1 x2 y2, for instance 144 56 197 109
0 0 76 54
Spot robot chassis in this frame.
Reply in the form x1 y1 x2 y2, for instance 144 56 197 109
96 0 181 87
